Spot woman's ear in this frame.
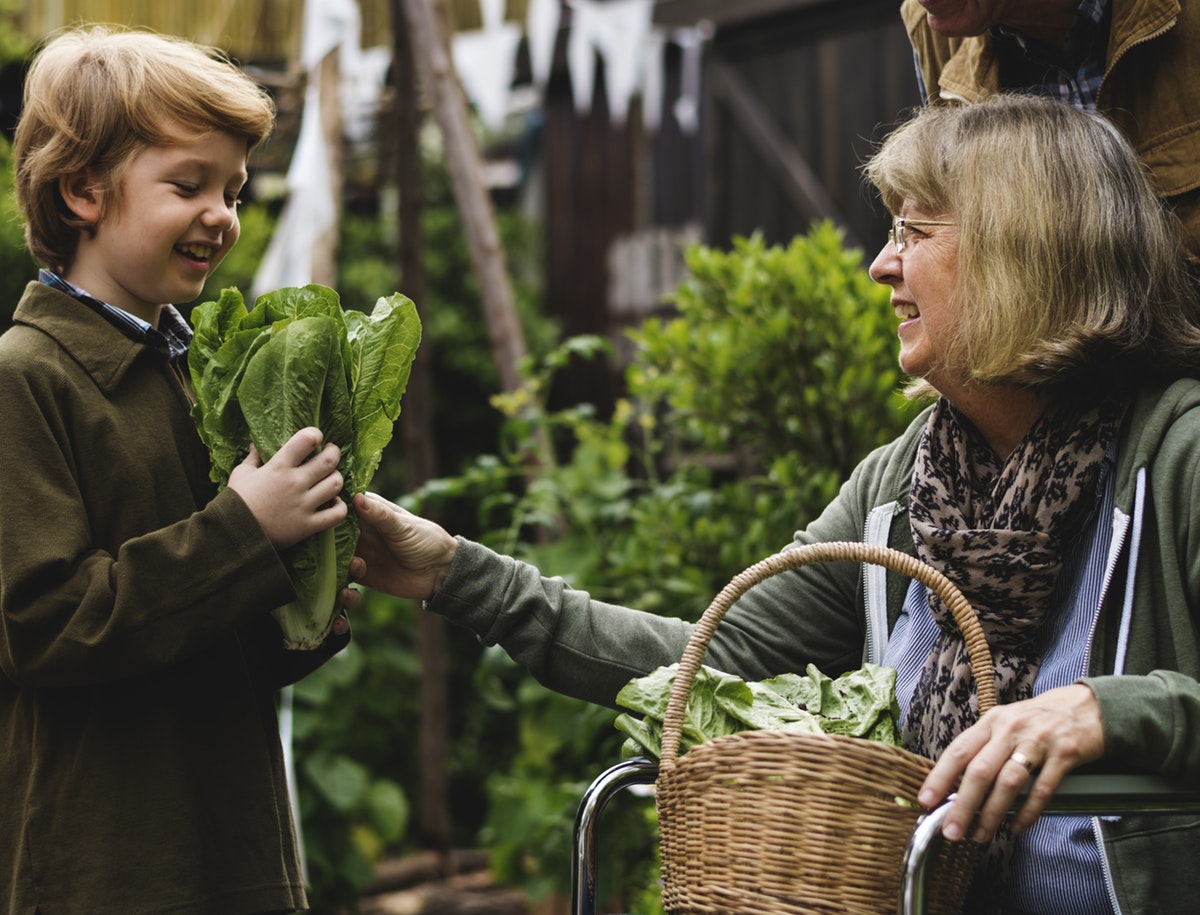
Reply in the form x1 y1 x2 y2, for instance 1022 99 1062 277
58 170 103 224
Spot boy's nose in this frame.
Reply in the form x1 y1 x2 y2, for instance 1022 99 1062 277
202 203 237 231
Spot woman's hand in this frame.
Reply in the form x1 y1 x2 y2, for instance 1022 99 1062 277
341 492 458 601
918 683 1105 842
227 427 346 550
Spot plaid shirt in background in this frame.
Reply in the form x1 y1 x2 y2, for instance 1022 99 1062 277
994 0 1110 111
913 0 1111 112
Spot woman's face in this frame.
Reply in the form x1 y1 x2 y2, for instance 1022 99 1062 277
869 201 961 394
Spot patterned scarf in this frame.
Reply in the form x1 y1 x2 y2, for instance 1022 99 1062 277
902 395 1128 757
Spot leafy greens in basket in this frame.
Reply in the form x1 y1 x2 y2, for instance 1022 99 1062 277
188 284 421 649
614 662 903 760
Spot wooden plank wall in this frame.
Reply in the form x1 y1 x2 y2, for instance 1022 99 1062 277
705 0 922 252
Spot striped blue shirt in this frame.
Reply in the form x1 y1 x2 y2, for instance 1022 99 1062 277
885 456 1116 913
38 269 192 361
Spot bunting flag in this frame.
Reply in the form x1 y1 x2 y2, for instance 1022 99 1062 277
565 0 653 124
253 78 336 296
526 0 561 89
479 0 506 29
439 0 706 134
452 23 525 132
673 23 709 135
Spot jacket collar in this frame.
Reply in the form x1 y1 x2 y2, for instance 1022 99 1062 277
14 281 151 396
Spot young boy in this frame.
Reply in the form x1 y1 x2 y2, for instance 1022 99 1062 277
0 26 350 913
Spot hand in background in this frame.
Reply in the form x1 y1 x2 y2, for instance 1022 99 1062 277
227 427 347 549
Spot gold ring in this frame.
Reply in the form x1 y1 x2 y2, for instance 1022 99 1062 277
1009 750 1035 774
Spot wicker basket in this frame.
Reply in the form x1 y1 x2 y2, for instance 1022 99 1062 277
655 541 996 915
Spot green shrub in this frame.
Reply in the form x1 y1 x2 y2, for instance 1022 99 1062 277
0 135 38 330
630 223 914 487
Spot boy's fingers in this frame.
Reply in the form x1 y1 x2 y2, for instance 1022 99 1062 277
241 444 263 468
274 427 325 466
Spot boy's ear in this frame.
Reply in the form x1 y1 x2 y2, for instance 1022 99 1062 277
58 170 103 223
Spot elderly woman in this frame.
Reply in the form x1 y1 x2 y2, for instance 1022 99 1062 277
344 95 1200 913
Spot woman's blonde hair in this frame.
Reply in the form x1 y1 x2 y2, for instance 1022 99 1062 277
864 94 1200 394
14 25 276 271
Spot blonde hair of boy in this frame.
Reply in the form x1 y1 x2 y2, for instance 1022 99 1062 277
14 25 276 272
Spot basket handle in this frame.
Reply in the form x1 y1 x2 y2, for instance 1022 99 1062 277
657 541 997 768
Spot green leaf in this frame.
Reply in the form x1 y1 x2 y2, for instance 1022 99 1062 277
238 316 354 460
303 752 370 812
364 778 410 842
344 293 422 491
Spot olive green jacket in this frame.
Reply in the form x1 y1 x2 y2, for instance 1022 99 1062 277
0 282 347 914
429 378 1200 914
901 0 1200 268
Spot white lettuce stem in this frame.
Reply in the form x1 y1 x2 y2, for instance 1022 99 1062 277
278 525 338 649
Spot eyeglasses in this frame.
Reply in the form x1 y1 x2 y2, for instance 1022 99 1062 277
888 216 956 252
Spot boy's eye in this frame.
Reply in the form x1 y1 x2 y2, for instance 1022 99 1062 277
171 182 199 195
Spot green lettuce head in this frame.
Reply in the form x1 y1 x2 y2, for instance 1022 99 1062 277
189 284 421 649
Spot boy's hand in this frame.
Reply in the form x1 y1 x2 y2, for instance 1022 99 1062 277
227 427 347 549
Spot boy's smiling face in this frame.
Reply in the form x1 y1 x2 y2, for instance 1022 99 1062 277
63 129 248 325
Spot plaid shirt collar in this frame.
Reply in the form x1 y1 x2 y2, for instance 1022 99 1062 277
994 0 1111 111
39 269 192 361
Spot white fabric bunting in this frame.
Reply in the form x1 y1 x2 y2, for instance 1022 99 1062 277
438 0 704 134
452 23 525 132
565 0 653 124
526 0 561 89
479 0 506 30
254 0 356 295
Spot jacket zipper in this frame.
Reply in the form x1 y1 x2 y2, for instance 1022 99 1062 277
861 502 899 665
1098 12 1176 101
1081 470 1140 915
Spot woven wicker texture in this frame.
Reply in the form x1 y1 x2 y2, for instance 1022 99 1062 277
656 541 994 915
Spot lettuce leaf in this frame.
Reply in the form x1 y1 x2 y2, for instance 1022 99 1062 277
614 662 902 759
188 284 421 648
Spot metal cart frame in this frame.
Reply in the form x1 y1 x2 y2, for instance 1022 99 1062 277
572 757 1200 915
